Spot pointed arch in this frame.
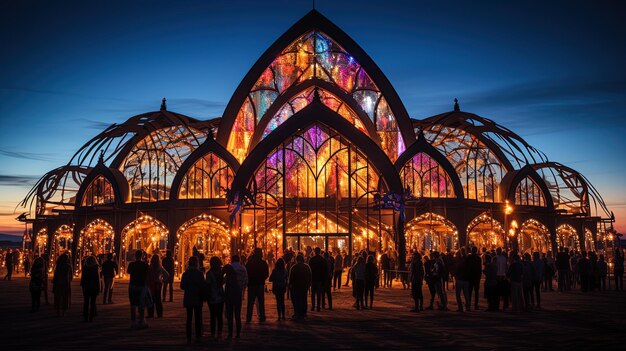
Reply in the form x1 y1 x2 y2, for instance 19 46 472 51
395 132 464 199
231 101 402 194
171 136 240 200
76 163 129 207
218 10 413 163
500 165 553 209
248 78 381 151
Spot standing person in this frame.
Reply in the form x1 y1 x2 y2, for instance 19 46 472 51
352 256 366 310
507 254 524 313
467 246 483 310
52 253 72 317
454 249 470 312
245 248 269 323
364 255 378 309
180 256 205 345
614 248 624 291
598 254 608 291
147 255 169 318
231 255 248 297
380 251 391 288
322 252 334 309
556 247 569 292
161 250 175 302
495 248 508 309
223 264 242 339
409 252 424 312
333 251 343 290
308 247 326 312
101 253 118 305
521 253 535 311
432 251 448 311
289 254 311 320
578 251 591 292
81 256 100 322
531 252 544 308
127 250 149 329
29 257 45 312
484 255 499 311
3 248 12 281
424 255 437 310
23 252 31 277
542 253 555 292
206 256 225 340
269 258 288 320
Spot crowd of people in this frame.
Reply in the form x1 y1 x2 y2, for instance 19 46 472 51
1 244 624 345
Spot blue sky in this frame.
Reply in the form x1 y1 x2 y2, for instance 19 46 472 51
0 0 625 234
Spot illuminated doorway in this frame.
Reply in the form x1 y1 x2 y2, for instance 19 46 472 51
405 213 458 253
467 213 505 250
518 219 551 254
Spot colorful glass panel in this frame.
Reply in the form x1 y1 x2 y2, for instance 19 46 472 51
227 31 404 163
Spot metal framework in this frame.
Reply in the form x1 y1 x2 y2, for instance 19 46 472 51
18 10 614 271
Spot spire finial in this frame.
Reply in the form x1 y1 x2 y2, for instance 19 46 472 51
313 86 321 101
160 98 167 111
453 98 460 112
98 150 105 164
313 0 316 10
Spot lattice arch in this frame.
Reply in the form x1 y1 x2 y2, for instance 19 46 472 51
178 152 235 199
514 176 546 207
81 175 115 206
219 10 414 165
120 126 207 202
399 152 455 198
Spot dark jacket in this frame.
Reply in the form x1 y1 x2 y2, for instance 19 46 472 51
365 261 378 286
289 262 312 291
206 269 225 304
127 260 149 287
269 267 288 293
466 254 483 282
180 268 205 308
224 272 242 305
309 255 327 283
81 265 100 296
246 255 269 286
410 259 424 284
101 260 118 279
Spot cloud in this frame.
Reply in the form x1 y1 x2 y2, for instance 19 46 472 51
71 118 115 130
0 174 39 187
0 148 52 161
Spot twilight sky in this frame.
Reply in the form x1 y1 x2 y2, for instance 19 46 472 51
0 0 625 236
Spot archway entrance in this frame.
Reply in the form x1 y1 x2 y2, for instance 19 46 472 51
51 225 73 270
176 214 231 276
35 228 48 257
247 122 394 258
467 213 505 251
405 213 458 253
79 219 114 269
121 215 168 271
518 219 551 254
557 224 579 251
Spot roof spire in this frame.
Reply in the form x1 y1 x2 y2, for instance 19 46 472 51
98 150 105 165
313 0 316 10
160 97 167 111
453 98 460 112
313 86 321 101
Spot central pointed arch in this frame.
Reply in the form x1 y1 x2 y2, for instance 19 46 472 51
232 101 402 193
217 10 414 163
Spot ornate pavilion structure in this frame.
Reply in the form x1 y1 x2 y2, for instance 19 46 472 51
20 10 614 273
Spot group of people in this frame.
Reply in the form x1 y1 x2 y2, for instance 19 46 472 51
6 243 625 346
406 246 626 314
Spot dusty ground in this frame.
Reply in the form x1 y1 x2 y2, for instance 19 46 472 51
0 270 624 350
